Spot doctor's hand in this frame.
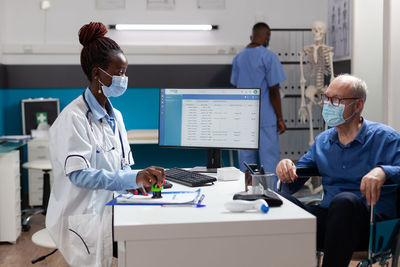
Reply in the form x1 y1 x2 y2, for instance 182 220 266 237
136 166 165 191
276 159 298 183
360 167 386 206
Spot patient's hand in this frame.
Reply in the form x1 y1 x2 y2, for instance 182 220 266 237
276 159 298 183
360 167 386 206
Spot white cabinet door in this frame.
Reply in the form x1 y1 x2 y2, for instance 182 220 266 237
0 150 21 242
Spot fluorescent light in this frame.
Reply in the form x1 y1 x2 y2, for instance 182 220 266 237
109 24 218 31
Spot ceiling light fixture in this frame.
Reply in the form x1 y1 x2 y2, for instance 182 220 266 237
108 24 218 31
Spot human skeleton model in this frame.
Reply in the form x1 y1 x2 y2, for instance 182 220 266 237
298 21 334 147
298 21 334 195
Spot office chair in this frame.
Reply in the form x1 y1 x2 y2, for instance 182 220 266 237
31 228 58 264
293 167 400 267
21 160 52 231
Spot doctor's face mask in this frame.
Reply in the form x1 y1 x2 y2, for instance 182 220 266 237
98 68 128 98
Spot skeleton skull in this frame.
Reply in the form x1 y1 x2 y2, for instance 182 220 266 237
312 20 327 42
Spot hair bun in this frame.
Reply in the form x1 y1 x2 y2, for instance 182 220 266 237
79 22 108 46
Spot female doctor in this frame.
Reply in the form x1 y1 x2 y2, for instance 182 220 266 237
45 22 164 267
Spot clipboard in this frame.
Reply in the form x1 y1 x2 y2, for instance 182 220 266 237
107 189 205 207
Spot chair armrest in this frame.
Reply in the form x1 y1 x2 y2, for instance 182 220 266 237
296 166 320 177
277 167 320 193
382 183 398 188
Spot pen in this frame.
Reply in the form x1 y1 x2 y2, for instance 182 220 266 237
197 194 205 205
139 184 148 196
243 161 256 175
260 165 265 174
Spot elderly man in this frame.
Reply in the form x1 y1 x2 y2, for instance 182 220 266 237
276 74 400 267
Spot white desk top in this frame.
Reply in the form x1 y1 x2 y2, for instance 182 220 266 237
127 129 158 144
114 174 315 241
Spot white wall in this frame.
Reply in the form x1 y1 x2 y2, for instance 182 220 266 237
0 0 4 63
383 0 400 131
0 0 327 64
352 0 383 123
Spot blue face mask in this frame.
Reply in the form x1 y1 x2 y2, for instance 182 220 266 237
98 68 128 98
322 101 355 127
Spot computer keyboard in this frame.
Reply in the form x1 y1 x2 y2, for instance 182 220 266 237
165 168 217 187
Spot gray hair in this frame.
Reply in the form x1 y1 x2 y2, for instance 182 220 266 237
336 74 368 102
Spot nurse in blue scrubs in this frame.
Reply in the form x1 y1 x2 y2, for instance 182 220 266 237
230 22 286 186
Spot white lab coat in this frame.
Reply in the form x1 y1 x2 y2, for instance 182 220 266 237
46 94 134 267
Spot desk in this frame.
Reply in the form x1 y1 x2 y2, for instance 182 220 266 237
114 174 316 267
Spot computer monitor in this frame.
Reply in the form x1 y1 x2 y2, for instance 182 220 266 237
159 88 260 172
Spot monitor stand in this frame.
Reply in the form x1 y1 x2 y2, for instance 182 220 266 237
191 149 221 173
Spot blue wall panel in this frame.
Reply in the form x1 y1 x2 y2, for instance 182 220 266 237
0 88 238 168
112 88 159 130
2 88 159 135
0 89 4 136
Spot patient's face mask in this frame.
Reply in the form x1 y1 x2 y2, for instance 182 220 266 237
322 101 356 127
98 68 128 98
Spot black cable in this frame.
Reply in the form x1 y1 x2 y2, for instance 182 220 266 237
31 249 58 264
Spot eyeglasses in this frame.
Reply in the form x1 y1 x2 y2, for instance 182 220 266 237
321 93 359 107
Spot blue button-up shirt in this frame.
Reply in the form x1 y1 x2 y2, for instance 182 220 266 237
282 119 400 218
85 88 116 133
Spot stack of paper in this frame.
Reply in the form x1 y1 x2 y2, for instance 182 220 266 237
114 189 203 206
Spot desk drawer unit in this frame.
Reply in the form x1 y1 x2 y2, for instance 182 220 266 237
0 150 21 243
27 139 53 206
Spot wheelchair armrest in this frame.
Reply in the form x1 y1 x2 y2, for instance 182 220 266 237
383 181 398 186
277 166 320 193
296 166 320 177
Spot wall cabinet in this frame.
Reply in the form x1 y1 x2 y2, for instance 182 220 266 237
269 29 325 161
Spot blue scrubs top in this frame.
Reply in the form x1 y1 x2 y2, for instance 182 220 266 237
230 46 286 127
281 119 400 219
230 46 286 176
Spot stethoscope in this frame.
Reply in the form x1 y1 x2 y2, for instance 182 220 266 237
82 91 128 168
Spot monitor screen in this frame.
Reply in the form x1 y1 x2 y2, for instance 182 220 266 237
159 88 260 172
